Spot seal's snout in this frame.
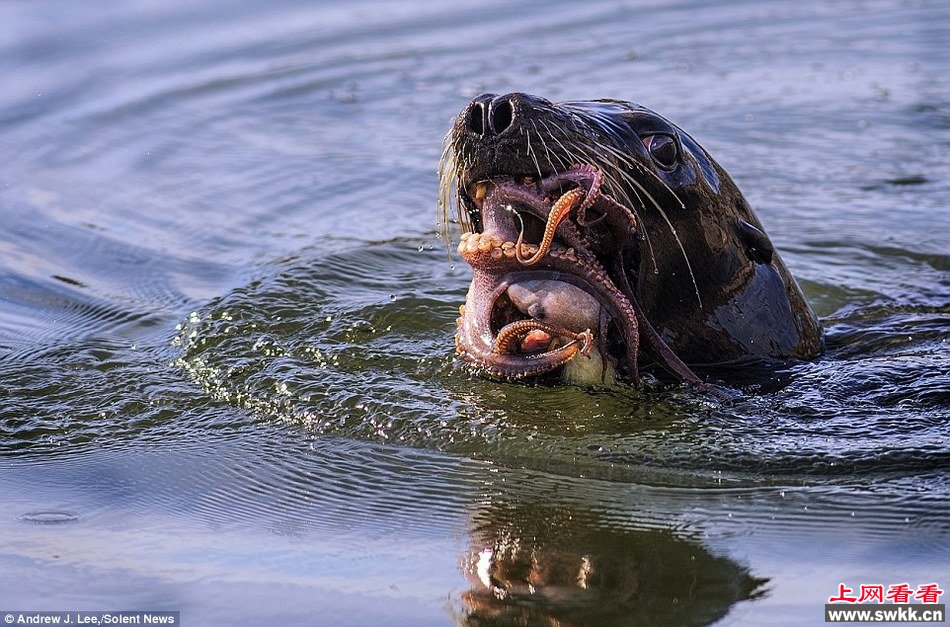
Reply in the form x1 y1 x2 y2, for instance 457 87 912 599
456 92 562 187
465 93 542 138
465 93 494 137
487 96 515 135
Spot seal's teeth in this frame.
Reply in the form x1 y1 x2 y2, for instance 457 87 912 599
503 248 516 258
474 182 487 201
490 248 503 260
477 238 492 252
502 241 515 250
465 239 479 253
490 236 502 248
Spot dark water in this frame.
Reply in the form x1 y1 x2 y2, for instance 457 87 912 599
2 0 948 624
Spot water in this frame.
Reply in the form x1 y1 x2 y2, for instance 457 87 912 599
1 0 948 624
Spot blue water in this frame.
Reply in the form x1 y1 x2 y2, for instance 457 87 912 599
1 0 948 624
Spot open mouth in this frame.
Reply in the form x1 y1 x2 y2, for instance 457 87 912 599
454 167 642 381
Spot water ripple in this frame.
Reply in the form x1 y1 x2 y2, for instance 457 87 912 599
174 239 950 479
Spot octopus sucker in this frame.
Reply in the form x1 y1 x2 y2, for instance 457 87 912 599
453 172 644 382
492 319 592 357
515 188 584 266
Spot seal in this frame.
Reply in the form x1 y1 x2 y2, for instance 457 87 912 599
439 93 823 387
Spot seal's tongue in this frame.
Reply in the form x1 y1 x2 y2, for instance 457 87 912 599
519 329 553 354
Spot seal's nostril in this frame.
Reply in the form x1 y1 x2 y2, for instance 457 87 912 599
489 98 514 134
470 102 485 135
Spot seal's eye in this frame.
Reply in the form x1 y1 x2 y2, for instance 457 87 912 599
642 134 678 169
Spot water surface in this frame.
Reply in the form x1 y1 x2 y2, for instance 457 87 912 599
1 0 948 625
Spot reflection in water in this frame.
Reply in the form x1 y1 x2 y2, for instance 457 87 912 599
457 497 764 626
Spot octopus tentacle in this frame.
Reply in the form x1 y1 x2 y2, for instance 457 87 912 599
457 230 639 382
462 342 588 380
455 169 715 390
591 187 638 237
453 266 592 380
515 188 584 265
543 165 637 236
493 319 593 356
498 168 637 270
569 164 604 226
493 182 596 257
540 164 604 226
608 256 721 393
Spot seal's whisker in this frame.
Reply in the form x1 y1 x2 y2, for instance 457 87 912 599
622 180 659 276
524 128 544 183
537 119 559 143
569 139 688 290
572 142 625 200
437 131 457 255
573 137 684 288
570 143 660 277
600 143 687 209
639 162 686 209
540 120 603 177
611 161 703 308
531 121 561 176
450 130 475 235
539 120 583 173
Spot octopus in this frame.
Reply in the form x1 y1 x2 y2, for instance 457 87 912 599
454 165 704 388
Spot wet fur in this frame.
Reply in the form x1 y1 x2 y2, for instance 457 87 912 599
441 93 823 368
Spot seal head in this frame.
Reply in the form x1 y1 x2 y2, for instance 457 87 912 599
440 93 823 385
